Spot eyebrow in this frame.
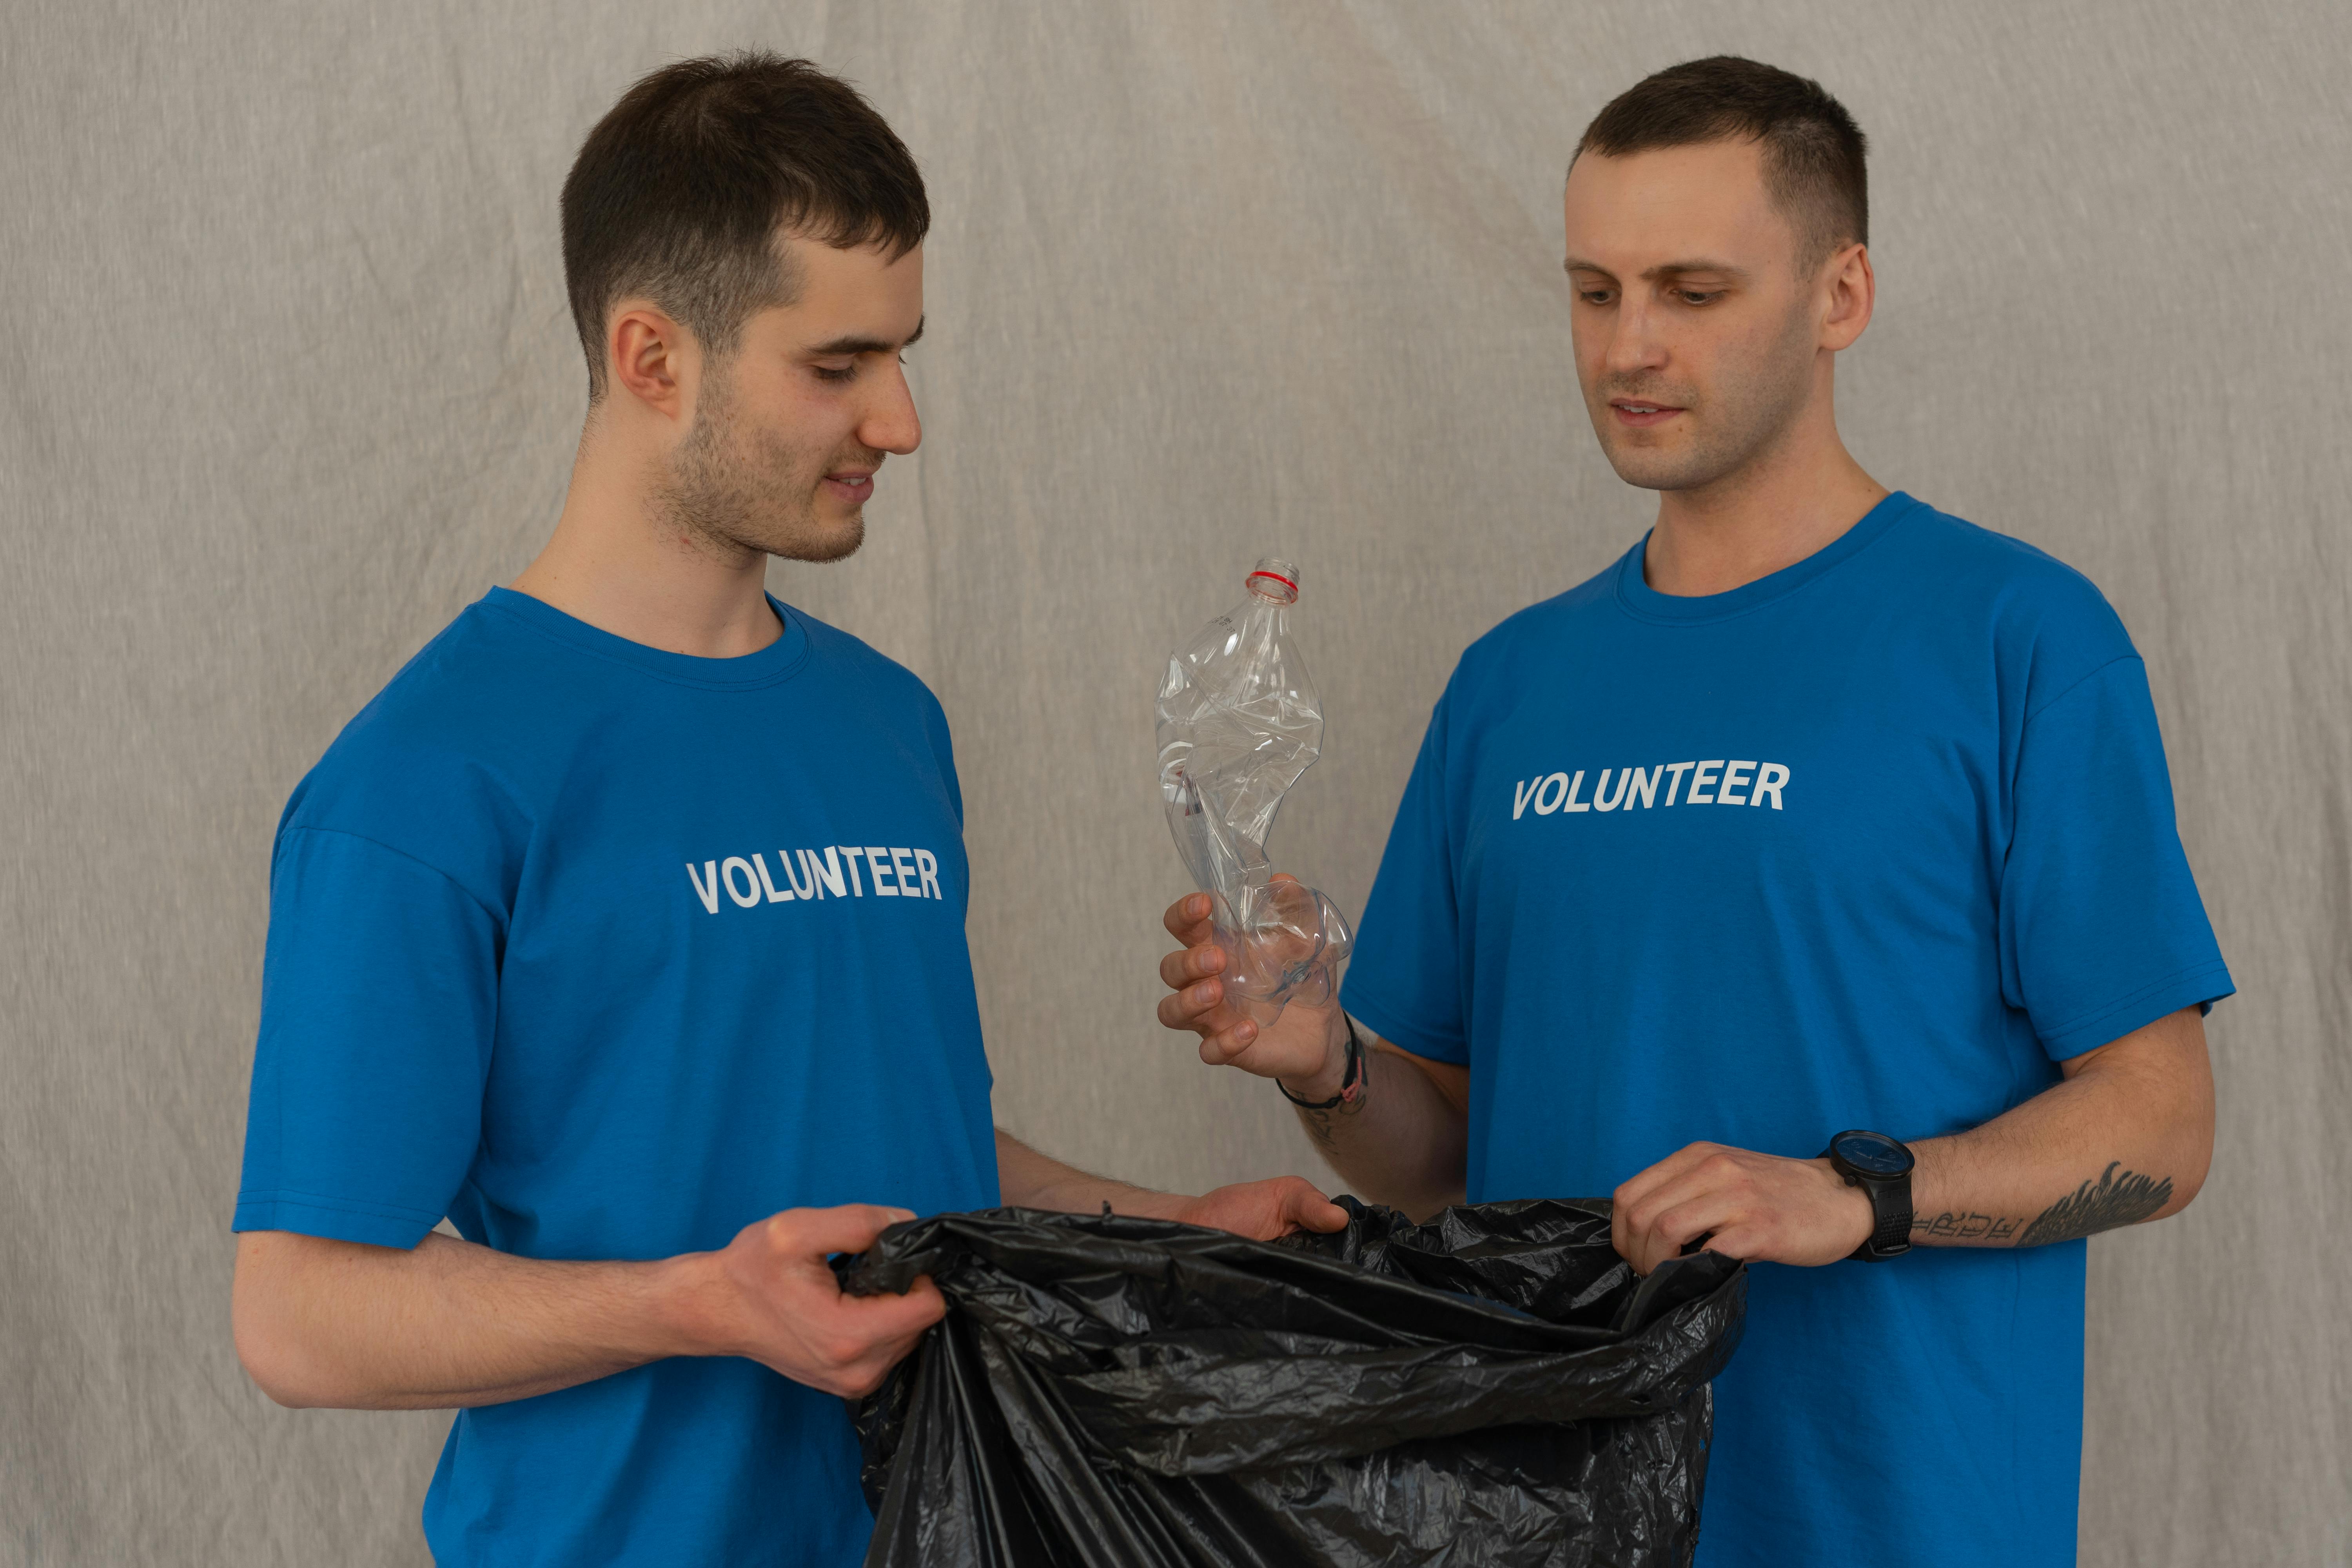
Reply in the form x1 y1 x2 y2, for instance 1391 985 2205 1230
806 315 924 357
1562 258 1751 282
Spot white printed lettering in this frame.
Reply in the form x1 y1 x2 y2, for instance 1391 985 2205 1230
687 860 722 914
838 846 867 895
889 848 919 897
781 849 816 899
753 853 795 902
1687 760 1724 804
1753 764 1789 809
1622 765 1659 809
1513 778 1541 820
801 847 846 899
914 848 942 900
1719 760 1755 807
721 857 762 908
867 846 899 896
1662 761 1695 805
1593 768 1629 811
1533 773 1570 815
1561 770 1591 812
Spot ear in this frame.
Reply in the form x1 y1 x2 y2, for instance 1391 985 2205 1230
607 303 696 422
1819 242 1875 353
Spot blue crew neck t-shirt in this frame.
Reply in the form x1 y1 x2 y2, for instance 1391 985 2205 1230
234 588 1000 1567
1341 493 2231 1568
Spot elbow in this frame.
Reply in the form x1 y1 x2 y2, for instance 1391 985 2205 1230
2154 1087 2216 1221
231 1237 350 1409
2164 1129 2212 1218
232 1285 328 1408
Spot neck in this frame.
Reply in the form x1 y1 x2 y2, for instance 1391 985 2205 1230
512 416 780 659
1640 380 1887 599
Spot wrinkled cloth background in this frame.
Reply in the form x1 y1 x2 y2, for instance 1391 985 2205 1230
3 2 2347 1564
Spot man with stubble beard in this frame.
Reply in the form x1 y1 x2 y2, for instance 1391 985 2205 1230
229 54 1342 1568
1156 57 2231 1566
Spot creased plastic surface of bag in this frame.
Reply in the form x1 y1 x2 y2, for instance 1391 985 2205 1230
839 1196 1746 1568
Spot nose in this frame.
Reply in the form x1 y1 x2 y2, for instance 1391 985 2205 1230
860 361 922 457
1603 292 1669 379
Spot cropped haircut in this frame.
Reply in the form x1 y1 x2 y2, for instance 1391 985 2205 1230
1576 56 1868 270
561 53 928 401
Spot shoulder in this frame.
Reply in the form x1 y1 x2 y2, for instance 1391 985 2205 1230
279 600 548 892
1879 497 2140 701
1450 546 1630 691
795 609 946 714
788 607 962 798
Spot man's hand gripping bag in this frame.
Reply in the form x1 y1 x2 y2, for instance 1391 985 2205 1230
839 1197 1745 1568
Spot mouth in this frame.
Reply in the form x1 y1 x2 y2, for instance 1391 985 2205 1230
820 469 876 503
1609 399 1685 430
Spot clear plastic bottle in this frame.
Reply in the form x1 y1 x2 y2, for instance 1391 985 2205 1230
1156 558 1353 1023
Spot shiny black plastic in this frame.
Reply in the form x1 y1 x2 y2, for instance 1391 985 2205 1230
839 1196 1746 1567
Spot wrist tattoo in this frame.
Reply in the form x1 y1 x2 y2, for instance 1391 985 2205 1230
2017 1162 2173 1247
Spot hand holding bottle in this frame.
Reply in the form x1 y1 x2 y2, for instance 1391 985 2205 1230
1157 879 1350 1096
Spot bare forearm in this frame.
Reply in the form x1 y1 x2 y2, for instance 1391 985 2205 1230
233 1230 708 1410
1907 1008 2214 1247
995 1128 1187 1220
1280 1021 1469 1220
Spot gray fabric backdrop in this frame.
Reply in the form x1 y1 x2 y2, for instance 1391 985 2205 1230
4 2 2346 1563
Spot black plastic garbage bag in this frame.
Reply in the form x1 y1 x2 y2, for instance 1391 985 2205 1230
839 1196 1746 1568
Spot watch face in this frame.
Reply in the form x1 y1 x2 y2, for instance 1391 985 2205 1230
1833 1131 1913 1177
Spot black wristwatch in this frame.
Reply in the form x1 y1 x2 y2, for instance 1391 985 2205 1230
1821 1130 1914 1261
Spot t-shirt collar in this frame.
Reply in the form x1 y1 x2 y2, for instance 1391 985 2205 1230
481 586 812 689
1614 490 1924 624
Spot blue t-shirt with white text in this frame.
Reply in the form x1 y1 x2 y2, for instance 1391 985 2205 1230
1342 493 2230 1568
235 588 1000 1567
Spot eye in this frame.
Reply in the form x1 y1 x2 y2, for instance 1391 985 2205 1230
1676 289 1722 307
1578 288 1615 306
813 361 857 384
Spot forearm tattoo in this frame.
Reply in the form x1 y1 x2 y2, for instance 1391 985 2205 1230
1911 1211 2022 1241
2016 1162 2173 1246
1911 1161 2175 1247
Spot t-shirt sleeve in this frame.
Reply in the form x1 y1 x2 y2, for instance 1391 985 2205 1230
1999 656 2233 1060
1342 693 1470 1064
234 826 500 1247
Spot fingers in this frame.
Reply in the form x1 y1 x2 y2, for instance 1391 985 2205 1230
1162 891 1215 943
838 1272 946 1335
1628 1193 1735 1274
771 1203 918 1259
1157 974 1258 1058
1157 942 1226 991
816 1276 947 1398
1612 1143 1723 1263
1156 975 1234 1031
1194 1017 1259 1065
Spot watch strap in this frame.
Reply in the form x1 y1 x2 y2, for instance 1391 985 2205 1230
1822 1139 1913 1261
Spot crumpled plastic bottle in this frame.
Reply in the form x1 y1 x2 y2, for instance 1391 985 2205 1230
1156 558 1352 1023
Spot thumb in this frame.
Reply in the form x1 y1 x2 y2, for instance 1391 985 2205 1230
1289 1184 1350 1234
1274 1176 1350 1234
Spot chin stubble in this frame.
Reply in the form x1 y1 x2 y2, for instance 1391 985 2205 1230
1592 301 1818 492
658 375 871 565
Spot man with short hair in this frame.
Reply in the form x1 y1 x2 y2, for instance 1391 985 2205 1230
1158 56 2230 1566
230 54 1343 1567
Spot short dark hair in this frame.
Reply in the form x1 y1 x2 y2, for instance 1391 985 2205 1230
1575 56 1867 269
561 53 928 400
